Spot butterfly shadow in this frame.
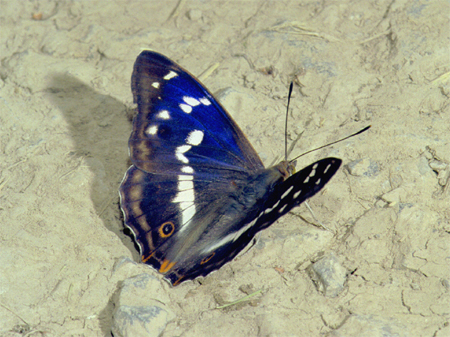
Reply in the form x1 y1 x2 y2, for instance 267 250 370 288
45 74 139 260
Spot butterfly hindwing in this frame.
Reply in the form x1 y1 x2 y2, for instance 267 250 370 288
159 158 342 285
119 164 252 273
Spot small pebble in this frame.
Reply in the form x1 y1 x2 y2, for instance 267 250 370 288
346 158 379 177
187 9 202 21
111 273 175 337
309 252 347 298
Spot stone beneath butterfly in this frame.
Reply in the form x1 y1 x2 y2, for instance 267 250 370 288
119 51 342 286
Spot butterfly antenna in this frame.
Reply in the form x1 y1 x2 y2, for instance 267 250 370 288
285 82 294 161
289 125 371 163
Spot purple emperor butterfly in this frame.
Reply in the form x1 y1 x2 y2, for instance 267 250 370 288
119 51 342 286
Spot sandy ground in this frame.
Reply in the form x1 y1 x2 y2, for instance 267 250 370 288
1 1 449 336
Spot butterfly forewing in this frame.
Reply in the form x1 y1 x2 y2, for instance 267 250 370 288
254 158 342 232
130 51 264 174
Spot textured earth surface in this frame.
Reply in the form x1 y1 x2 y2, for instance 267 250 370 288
1 1 449 336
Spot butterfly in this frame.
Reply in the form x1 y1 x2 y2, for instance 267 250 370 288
119 51 342 286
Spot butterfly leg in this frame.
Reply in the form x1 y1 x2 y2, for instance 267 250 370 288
304 201 333 232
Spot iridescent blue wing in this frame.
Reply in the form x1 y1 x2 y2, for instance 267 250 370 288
129 51 264 176
120 51 264 282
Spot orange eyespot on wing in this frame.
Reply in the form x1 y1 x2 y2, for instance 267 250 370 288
158 221 175 238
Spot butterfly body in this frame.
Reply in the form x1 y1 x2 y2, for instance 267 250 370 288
120 51 341 286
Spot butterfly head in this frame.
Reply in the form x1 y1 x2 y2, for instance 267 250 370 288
276 160 297 180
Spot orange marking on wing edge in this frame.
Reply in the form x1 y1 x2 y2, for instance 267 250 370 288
142 252 154 263
172 276 185 286
200 252 215 264
159 259 176 273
